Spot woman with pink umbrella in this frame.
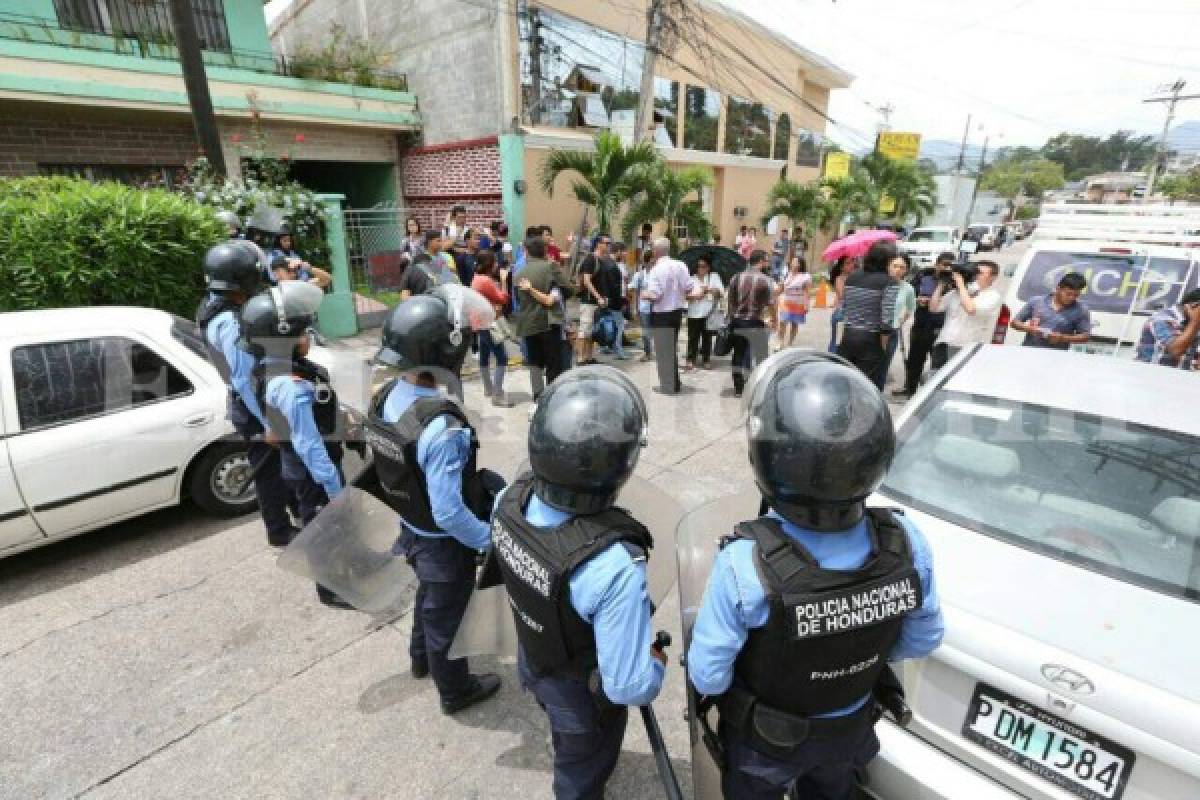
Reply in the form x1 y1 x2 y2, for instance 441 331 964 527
822 229 897 353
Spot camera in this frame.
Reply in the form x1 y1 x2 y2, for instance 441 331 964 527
937 260 978 287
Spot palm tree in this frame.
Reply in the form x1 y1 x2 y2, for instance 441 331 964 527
761 179 830 262
888 162 937 226
821 175 869 238
855 151 901 225
538 130 659 237
621 163 713 252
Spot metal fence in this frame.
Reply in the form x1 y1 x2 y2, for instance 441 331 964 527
343 206 410 295
52 0 231 51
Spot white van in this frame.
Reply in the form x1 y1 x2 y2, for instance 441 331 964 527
900 226 961 268
998 205 1200 355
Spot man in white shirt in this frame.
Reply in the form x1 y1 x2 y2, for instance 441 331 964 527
929 259 1003 368
642 238 695 394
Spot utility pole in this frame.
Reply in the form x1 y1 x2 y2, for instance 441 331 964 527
524 7 544 125
963 135 990 232
1143 79 1200 202
634 0 667 143
948 113 972 227
875 102 895 133
167 0 226 176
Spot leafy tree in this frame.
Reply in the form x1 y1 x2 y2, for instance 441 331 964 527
981 158 1065 219
1158 168 1200 204
1040 130 1156 180
539 130 659 236
821 175 868 238
887 162 937 226
761 180 830 262
1015 205 1040 220
621 163 713 252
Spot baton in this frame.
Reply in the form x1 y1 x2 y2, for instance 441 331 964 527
640 632 684 800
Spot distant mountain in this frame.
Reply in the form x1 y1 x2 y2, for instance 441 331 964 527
920 139 987 171
1168 120 1200 153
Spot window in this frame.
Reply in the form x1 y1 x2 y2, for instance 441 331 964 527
13 337 193 430
907 230 953 243
170 314 209 361
724 97 772 158
653 77 679 147
683 86 720 152
881 392 1200 602
773 113 791 161
52 0 231 53
519 7 642 130
795 129 822 167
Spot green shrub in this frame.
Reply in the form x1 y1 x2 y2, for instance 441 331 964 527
0 177 224 316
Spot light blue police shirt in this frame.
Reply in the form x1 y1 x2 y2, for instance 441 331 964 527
687 510 944 716
494 485 666 707
381 380 491 551
205 306 268 429
264 366 343 500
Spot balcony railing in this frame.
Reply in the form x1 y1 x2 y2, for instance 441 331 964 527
0 11 408 92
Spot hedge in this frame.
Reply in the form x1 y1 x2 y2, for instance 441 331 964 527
0 177 225 317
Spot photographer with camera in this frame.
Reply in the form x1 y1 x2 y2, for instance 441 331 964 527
929 259 1003 369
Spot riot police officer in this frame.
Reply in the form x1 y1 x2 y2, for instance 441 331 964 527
364 288 501 713
686 350 944 800
489 366 666 800
196 243 296 547
216 209 242 239
240 282 352 609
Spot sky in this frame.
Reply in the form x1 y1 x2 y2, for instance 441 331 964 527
265 0 1200 152
744 0 1200 151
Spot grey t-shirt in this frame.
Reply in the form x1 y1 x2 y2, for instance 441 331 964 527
1015 294 1091 350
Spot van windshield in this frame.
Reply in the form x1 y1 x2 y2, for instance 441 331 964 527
1016 250 1196 314
908 230 952 243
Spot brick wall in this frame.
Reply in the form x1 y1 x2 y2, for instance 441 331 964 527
219 120 401 170
0 103 200 178
401 137 503 232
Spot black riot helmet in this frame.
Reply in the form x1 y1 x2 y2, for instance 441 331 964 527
528 366 648 515
744 350 895 532
237 282 325 358
374 285 495 375
215 209 242 235
203 241 261 295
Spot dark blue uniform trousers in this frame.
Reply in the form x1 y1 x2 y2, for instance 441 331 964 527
719 712 879 800
395 530 477 702
518 651 628 800
231 396 293 541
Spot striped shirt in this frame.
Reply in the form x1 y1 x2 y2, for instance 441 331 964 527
842 271 900 333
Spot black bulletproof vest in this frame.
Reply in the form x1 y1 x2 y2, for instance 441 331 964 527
254 358 342 442
731 509 922 716
493 473 653 679
365 378 479 533
195 294 238 384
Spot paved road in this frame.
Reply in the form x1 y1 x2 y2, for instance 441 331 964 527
0 241 1030 800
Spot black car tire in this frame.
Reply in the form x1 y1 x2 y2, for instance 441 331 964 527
188 443 258 517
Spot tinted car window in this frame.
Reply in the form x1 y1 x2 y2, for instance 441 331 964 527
882 391 1200 602
1016 251 1196 314
13 337 193 430
171 314 209 361
908 230 952 243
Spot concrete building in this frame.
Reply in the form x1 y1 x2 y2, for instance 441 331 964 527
270 0 852 245
1083 172 1147 205
0 0 418 207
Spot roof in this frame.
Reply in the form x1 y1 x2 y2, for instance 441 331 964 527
944 346 1200 437
0 307 175 339
698 0 854 89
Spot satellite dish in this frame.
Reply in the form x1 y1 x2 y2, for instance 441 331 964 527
766 215 783 235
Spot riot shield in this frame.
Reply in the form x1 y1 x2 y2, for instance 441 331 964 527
246 204 286 236
448 472 684 661
276 487 417 613
677 491 761 800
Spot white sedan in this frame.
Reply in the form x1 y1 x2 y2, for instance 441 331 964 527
0 307 262 558
866 345 1199 800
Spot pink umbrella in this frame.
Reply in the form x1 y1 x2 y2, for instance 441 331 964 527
821 229 898 263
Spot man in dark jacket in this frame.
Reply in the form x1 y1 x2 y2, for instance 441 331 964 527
894 251 952 399
512 236 573 396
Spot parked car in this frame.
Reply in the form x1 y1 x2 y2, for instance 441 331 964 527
966 224 998 250
900 226 961 269
0 307 339 559
865 344 1200 800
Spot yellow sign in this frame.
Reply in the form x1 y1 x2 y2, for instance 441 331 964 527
823 151 852 180
880 195 896 214
876 131 922 162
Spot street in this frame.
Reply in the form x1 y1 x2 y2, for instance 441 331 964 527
0 242 1029 800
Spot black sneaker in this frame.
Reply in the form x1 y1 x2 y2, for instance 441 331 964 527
891 388 914 399
411 659 429 680
268 525 301 548
440 673 501 715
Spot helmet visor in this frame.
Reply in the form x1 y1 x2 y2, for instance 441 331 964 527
246 204 286 235
431 284 496 333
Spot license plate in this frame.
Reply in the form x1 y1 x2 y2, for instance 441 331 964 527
962 683 1135 800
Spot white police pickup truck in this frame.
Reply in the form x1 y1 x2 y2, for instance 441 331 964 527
0 307 262 558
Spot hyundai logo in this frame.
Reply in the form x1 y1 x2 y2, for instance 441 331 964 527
1041 664 1096 695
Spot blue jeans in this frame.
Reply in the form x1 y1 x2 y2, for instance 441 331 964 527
875 330 900 388
610 310 627 357
827 308 844 353
639 309 654 355
478 329 507 368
